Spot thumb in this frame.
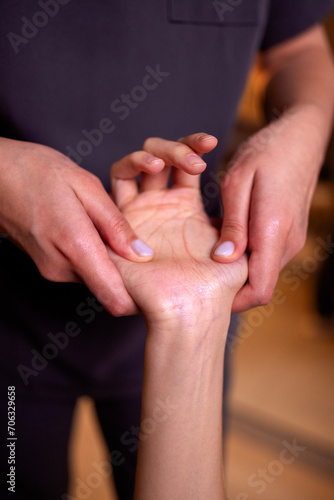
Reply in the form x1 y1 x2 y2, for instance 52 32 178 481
91 196 155 261
211 171 251 262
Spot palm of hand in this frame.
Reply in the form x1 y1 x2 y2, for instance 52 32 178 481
108 186 248 323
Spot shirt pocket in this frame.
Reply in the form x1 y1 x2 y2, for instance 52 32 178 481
167 0 261 26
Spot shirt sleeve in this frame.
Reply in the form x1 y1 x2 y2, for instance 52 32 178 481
260 0 334 51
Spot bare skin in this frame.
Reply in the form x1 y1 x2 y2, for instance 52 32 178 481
0 137 206 316
0 27 333 317
214 25 334 312
108 134 248 499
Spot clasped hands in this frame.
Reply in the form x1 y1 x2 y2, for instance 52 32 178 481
107 133 248 328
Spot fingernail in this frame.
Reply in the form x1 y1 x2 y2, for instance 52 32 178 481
186 154 206 167
144 155 162 164
131 239 154 256
198 134 216 142
214 241 235 257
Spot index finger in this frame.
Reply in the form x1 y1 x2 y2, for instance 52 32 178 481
143 133 218 189
110 151 165 209
231 218 284 313
231 249 280 313
173 133 218 188
56 203 140 317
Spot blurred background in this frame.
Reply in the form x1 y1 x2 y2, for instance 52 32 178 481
66 15 334 500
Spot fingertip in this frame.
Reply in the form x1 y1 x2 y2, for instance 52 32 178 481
211 240 246 262
178 133 218 155
130 238 155 260
185 154 207 173
213 240 235 258
196 134 218 152
144 155 164 166
107 236 154 264
143 155 165 173
97 279 140 317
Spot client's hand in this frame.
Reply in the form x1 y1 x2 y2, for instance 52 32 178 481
108 133 248 500
108 133 248 328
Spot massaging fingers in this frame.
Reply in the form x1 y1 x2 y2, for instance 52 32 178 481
173 133 218 188
141 136 208 191
110 151 164 209
111 134 218 206
178 133 218 154
141 133 218 189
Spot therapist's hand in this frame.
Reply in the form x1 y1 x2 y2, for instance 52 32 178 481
212 106 324 312
212 25 334 313
108 133 248 328
0 137 209 316
0 138 158 315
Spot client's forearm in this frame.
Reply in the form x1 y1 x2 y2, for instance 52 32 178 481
134 307 232 500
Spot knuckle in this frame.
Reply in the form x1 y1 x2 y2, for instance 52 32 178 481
143 137 157 151
59 225 83 251
109 160 117 175
98 286 134 317
109 216 130 239
70 232 87 252
195 132 207 140
289 239 305 259
127 151 141 163
221 165 243 188
261 215 286 242
222 218 246 235
172 142 186 156
38 261 68 283
255 287 274 307
84 171 104 190
55 228 90 266
294 230 307 253
220 177 238 195
285 222 307 257
109 299 132 317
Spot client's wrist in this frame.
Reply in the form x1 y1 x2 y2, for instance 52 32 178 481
145 293 234 357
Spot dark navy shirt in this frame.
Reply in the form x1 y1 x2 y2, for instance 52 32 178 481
0 1 333 398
